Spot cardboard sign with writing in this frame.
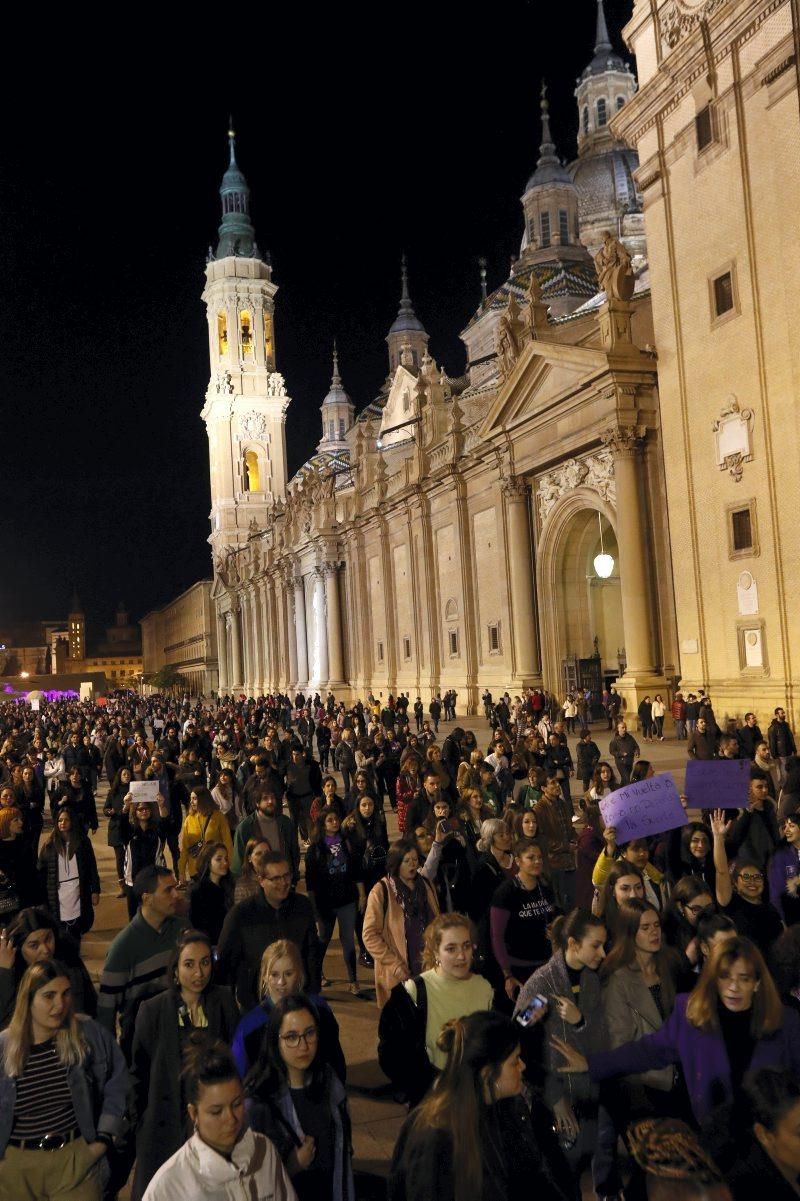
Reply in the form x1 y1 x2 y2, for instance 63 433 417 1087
685 758 750 809
130 780 160 804
599 774 686 844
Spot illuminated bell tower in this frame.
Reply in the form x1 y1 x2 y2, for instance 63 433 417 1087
201 125 290 564
67 590 85 661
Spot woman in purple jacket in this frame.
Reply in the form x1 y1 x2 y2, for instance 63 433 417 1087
767 813 800 926
552 936 800 1126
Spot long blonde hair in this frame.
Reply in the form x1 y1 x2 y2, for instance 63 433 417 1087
4 961 86 1078
258 939 306 1000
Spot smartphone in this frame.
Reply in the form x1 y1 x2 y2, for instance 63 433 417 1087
515 994 549 1026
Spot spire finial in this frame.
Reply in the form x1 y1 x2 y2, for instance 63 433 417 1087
595 0 612 53
331 339 342 387
227 115 237 165
478 256 488 304
539 81 554 153
400 253 410 304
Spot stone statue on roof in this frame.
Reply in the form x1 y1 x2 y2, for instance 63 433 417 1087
496 292 526 377
594 231 635 302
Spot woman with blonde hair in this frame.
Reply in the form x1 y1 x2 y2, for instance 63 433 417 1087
231 939 345 1081
554 935 800 1125
0 959 128 1199
378 912 493 1106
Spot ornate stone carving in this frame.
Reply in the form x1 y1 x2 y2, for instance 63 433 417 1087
323 561 341 577
239 411 268 440
601 424 647 456
712 394 754 482
594 232 635 302
266 372 287 398
536 450 617 525
501 475 530 503
496 292 526 378
660 0 726 49
214 371 234 395
525 272 549 337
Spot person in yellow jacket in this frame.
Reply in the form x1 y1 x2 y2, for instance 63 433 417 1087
591 824 667 912
178 787 233 883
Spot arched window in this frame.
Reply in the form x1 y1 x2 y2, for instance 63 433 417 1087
540 211 551 248
597 98 608 127
339 418 345 440
558 209 569 244
616 96 625 111
445 598 459 621
582 106 589 135
217 312 228 356
263 312 275 369
243 449 260 492
240 310 253 356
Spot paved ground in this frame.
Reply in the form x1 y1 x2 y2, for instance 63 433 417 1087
81 715 692 1196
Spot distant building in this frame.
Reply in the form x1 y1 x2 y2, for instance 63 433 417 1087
139 581 218 696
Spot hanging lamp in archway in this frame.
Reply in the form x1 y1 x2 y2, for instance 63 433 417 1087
593 511 615 579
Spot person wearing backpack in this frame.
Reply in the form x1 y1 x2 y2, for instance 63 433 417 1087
378 913 492 1106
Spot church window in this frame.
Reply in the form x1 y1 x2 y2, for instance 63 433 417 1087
377 640 385 663
403 637 411 660
263 312 275 369
339 418 345 440
582 106 589 135
448 630 460 658
445 598 459 621
488 624 501 654
240 310 253 355
712 271 734 318
243 449 260 492
329 420 335 439
731 508 753 552
616 96 625 111
597 98 608 127
696 105 714 152
217 312 228 355
558 209 569 244
540 211 551 248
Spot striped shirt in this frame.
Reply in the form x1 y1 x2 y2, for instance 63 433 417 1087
98 912 187 1049
11 1041 77 1140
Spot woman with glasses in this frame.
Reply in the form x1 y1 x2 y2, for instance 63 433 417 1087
246 995 354 1201
714 829 784 955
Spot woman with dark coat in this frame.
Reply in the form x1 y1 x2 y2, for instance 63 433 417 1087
36 806 100 948
104 765 134 898
119 791 174 920
130 927 239 1201
304 807 365 992
188 840 234 946
341 795 388 967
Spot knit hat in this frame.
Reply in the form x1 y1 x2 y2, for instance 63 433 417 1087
0 807 24 839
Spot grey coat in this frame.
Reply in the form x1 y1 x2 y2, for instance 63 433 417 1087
514 950 606 1108
602 963 674 1091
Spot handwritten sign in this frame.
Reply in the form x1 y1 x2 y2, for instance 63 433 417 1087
130 781 159 804
685 758 750 809
599 774 686 843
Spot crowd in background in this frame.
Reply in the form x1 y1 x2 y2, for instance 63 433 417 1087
0 684 799 1200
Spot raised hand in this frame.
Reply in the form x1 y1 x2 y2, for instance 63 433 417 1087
550 1035 589 1074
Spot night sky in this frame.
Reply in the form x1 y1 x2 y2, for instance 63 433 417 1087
0 0 633 645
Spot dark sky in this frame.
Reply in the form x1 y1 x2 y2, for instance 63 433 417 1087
0 0 633 646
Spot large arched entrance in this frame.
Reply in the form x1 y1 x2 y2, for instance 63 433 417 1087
537 490 624 700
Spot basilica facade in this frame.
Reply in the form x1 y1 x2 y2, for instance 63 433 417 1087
142 0 800 725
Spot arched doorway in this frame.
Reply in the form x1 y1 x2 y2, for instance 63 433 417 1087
537 490 624 698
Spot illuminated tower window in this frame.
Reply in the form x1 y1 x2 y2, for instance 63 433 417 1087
217 312 228 355
263 312 275 369
243 449 260 492
240 310 253 357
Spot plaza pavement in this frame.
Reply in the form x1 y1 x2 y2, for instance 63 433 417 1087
80 714 692 1196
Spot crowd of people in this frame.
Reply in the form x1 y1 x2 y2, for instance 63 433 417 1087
0 685 799 1201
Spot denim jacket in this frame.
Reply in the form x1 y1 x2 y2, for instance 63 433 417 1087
0 1015 129 1156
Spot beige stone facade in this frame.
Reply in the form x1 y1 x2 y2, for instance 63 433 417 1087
140 580 218 695
615 0 800 721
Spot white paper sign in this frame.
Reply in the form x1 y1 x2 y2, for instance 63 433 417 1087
130 781 159 804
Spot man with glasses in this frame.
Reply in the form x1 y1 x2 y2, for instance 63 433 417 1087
216 850 321 1010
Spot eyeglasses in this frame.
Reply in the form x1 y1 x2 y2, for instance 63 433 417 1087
280 1026 318 1048
685 903 710 915
264 873 291 884
738 872 763 882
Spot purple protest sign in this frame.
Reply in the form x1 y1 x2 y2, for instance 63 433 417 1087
685 758 751 809
599 774 686 844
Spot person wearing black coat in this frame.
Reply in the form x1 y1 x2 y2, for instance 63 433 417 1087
104 766 135 897
188 841 235 946
129 931 239 1201
737 714 764 760
36 806 100 947
304 808 364 990
52 766 97 830
13 765 45 873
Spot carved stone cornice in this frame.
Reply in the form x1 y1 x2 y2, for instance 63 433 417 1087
601 424 647 457
322 561 341 577
660 0 726 50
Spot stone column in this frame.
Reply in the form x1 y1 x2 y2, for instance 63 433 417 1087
294 574 309 688
229 607 243 691
602 425 655 675
312 568 329 686
257 580 271 692
502 476 541 681
284 570 298 692
250 584 264 695
240 591 252 694
324 562 345 685
216 608 229 693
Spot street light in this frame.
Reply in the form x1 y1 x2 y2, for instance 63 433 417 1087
593 512 615 579
20 671 30 679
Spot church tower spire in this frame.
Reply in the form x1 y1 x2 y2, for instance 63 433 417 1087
386 255 429 373
202 125 290 572
318 340 354 452
594 0 612 56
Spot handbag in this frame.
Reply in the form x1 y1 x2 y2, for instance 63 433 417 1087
186 816 210 860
